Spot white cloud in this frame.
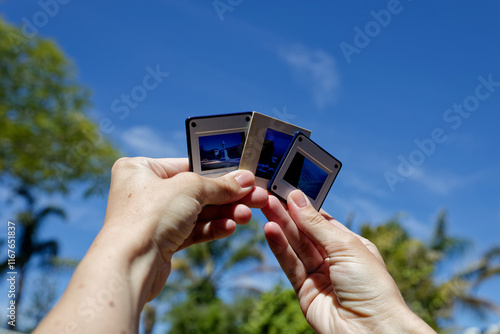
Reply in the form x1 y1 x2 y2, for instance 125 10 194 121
120 126 185 158
342 172 387 198
277 44 340 110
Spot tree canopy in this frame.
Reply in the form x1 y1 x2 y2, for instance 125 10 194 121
361 212 500 331
161 213 500 333
0 16 120 329
0 16 119 195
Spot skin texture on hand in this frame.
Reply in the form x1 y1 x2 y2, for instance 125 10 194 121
34 157 268 334
262 190 436 334
34 156 435 334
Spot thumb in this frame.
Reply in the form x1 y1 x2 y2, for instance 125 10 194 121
286 190 355 256
180 170 255 207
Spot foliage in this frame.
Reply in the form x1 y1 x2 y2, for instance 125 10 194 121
164 221 269 304
143 303 156 334
0 185 64 318
161 218 311 333
360 211 500 331
0 16 119 329
162 219 313 333
242 286 314 334
157 221 273 332
160 211 500 333
0 16 120 195
166 286 313 334
167 296 256 334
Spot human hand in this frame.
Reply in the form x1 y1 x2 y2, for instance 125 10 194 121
102 157 268 301
34 157 268 333
262 190 435 334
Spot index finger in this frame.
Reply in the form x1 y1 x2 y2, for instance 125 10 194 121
286 190 360 257
262 195 325 273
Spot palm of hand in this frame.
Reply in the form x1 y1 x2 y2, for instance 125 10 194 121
262 195 404 334
298 259 392 334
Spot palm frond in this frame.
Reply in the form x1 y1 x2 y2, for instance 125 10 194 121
456 295 500 320
429 210 470 257
50 257 79 271
34 239 59 261
16 185 34 208
36 206 66 222
473 265 500 289
457 247 500 289
484 246 500 261
224 246 264 270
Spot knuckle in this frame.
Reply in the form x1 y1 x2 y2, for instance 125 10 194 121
174 172 203 189
173 172 205 195
111 157 151 176
344 233 361 246
175 171 199 182
111 157 133 174
169 172 239 207
360 236 377 249
201 174 237 201
338 233 363 251
305 209 328 227
219 177 237 198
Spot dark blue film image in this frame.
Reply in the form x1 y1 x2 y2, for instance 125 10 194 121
283 152 328 200
255 128 293 180
199 132 245 171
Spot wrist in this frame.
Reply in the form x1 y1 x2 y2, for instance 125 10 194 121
93 220 170 303
34 217 171 333
377 304 436 334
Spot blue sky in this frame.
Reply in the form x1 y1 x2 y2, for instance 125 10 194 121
1 0 500 331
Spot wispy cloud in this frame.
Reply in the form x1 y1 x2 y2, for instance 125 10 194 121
403 214 434 240
327 194 391 225
120 126 185 158
327 194 430 239
277 44 340 110
410 168 483 196
342 172 387 198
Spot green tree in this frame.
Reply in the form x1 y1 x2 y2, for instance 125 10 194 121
0 186 65 308
360 211 500 332
242 286 314 334
160 222 273 333
167 296 257 334
0 16 120 329
0 17 118 195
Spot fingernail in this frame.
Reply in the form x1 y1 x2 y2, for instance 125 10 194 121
290 190 308 208
234 171 254 189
